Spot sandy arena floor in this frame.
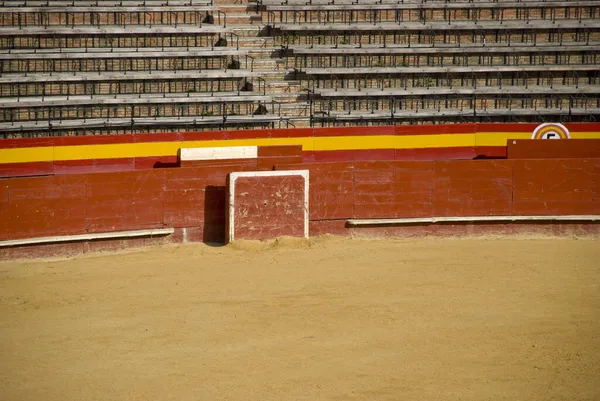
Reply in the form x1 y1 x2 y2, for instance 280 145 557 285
1 236 599 401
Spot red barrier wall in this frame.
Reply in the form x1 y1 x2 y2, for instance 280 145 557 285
275 158 600 222
507 139 600 159
3 123 600 178
2 154 599 258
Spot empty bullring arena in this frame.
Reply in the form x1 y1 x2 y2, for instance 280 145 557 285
1 0 600 400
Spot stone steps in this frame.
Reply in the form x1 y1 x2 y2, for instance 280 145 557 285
223 13 263 24
234 36 277 48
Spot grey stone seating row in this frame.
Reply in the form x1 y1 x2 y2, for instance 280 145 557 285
0 48 248 59
0 5 216 11
0 48 251 72
288 43 599 55
313 85 600 98
259 0 503 5
0 25 230 35
0 69 259 84
287 44 600 68
0 115 298 133
0 92 273 108
313 107 600 121
0 6 223 28
0 0 212 6
299 64 600 75
263 0 598 23
315 108 600 120
262 1 599 11
272 19 600 31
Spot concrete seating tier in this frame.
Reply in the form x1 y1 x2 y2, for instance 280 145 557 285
0 0 213 6
0 94 276 123
301 65 600 91
1 0 599 135
0 25 230 35
259 0 522 5
272 20 600 31
0 48 252 73
312 86 599 113
274 21 598 47
0 7 221 28
0 70 264 97
286 43 599 68
0 114 300 135
1 31 239 50
311 107 600 126
262 1 599 25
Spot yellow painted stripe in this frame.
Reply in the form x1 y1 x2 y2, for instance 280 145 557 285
475 132 532 147
571 131 600 139
0 146 55 164
2 132 600 164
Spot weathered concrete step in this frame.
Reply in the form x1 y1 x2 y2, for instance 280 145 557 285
250 59 281 68
213 0 251 5
224 13 263 24
231 24 269 37
235 36 276 48
278 103 312 117
245 48 280 57
218 4 256 13
265 81 302 94
271 93 303 102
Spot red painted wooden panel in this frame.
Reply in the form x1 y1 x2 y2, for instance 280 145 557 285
0 137 57 149
54 134 136 147
568 122 600 133
316 125 395 137
258 145 302 157
311 149 396 162
136 155 179 169
475 123 538 133
507 139 600 159
179 131 228 141
593 159 600 214
231 175 306 241
392 161 434 218
0 181 10 240
433 160 513 216
513 159 596 215
0 162 54 178
277 162 354 220
474 146 507 159
257 156 303 171
395 123 476 136
353 161 395 218
133 132 182 143
264 127 314 138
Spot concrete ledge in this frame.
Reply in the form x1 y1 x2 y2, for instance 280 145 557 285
180 146 258 161
347 215 600 226
0 228 175 248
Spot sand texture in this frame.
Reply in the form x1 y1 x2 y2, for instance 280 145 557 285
1 237 599 401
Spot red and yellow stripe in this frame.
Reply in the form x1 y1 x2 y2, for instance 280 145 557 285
1 123 600 177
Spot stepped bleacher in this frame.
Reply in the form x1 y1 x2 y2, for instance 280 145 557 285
0 0 599 136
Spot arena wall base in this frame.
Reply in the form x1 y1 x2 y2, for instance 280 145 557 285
309 220 600 239
0 227 193 261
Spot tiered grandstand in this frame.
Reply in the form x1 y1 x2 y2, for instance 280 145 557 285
1 0 599 137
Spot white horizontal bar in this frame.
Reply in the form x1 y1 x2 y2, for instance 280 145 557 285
347 215 600 226
180 146 258 161
0 228 174 248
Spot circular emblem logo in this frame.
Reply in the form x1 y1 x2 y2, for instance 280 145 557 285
531 123 570 139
